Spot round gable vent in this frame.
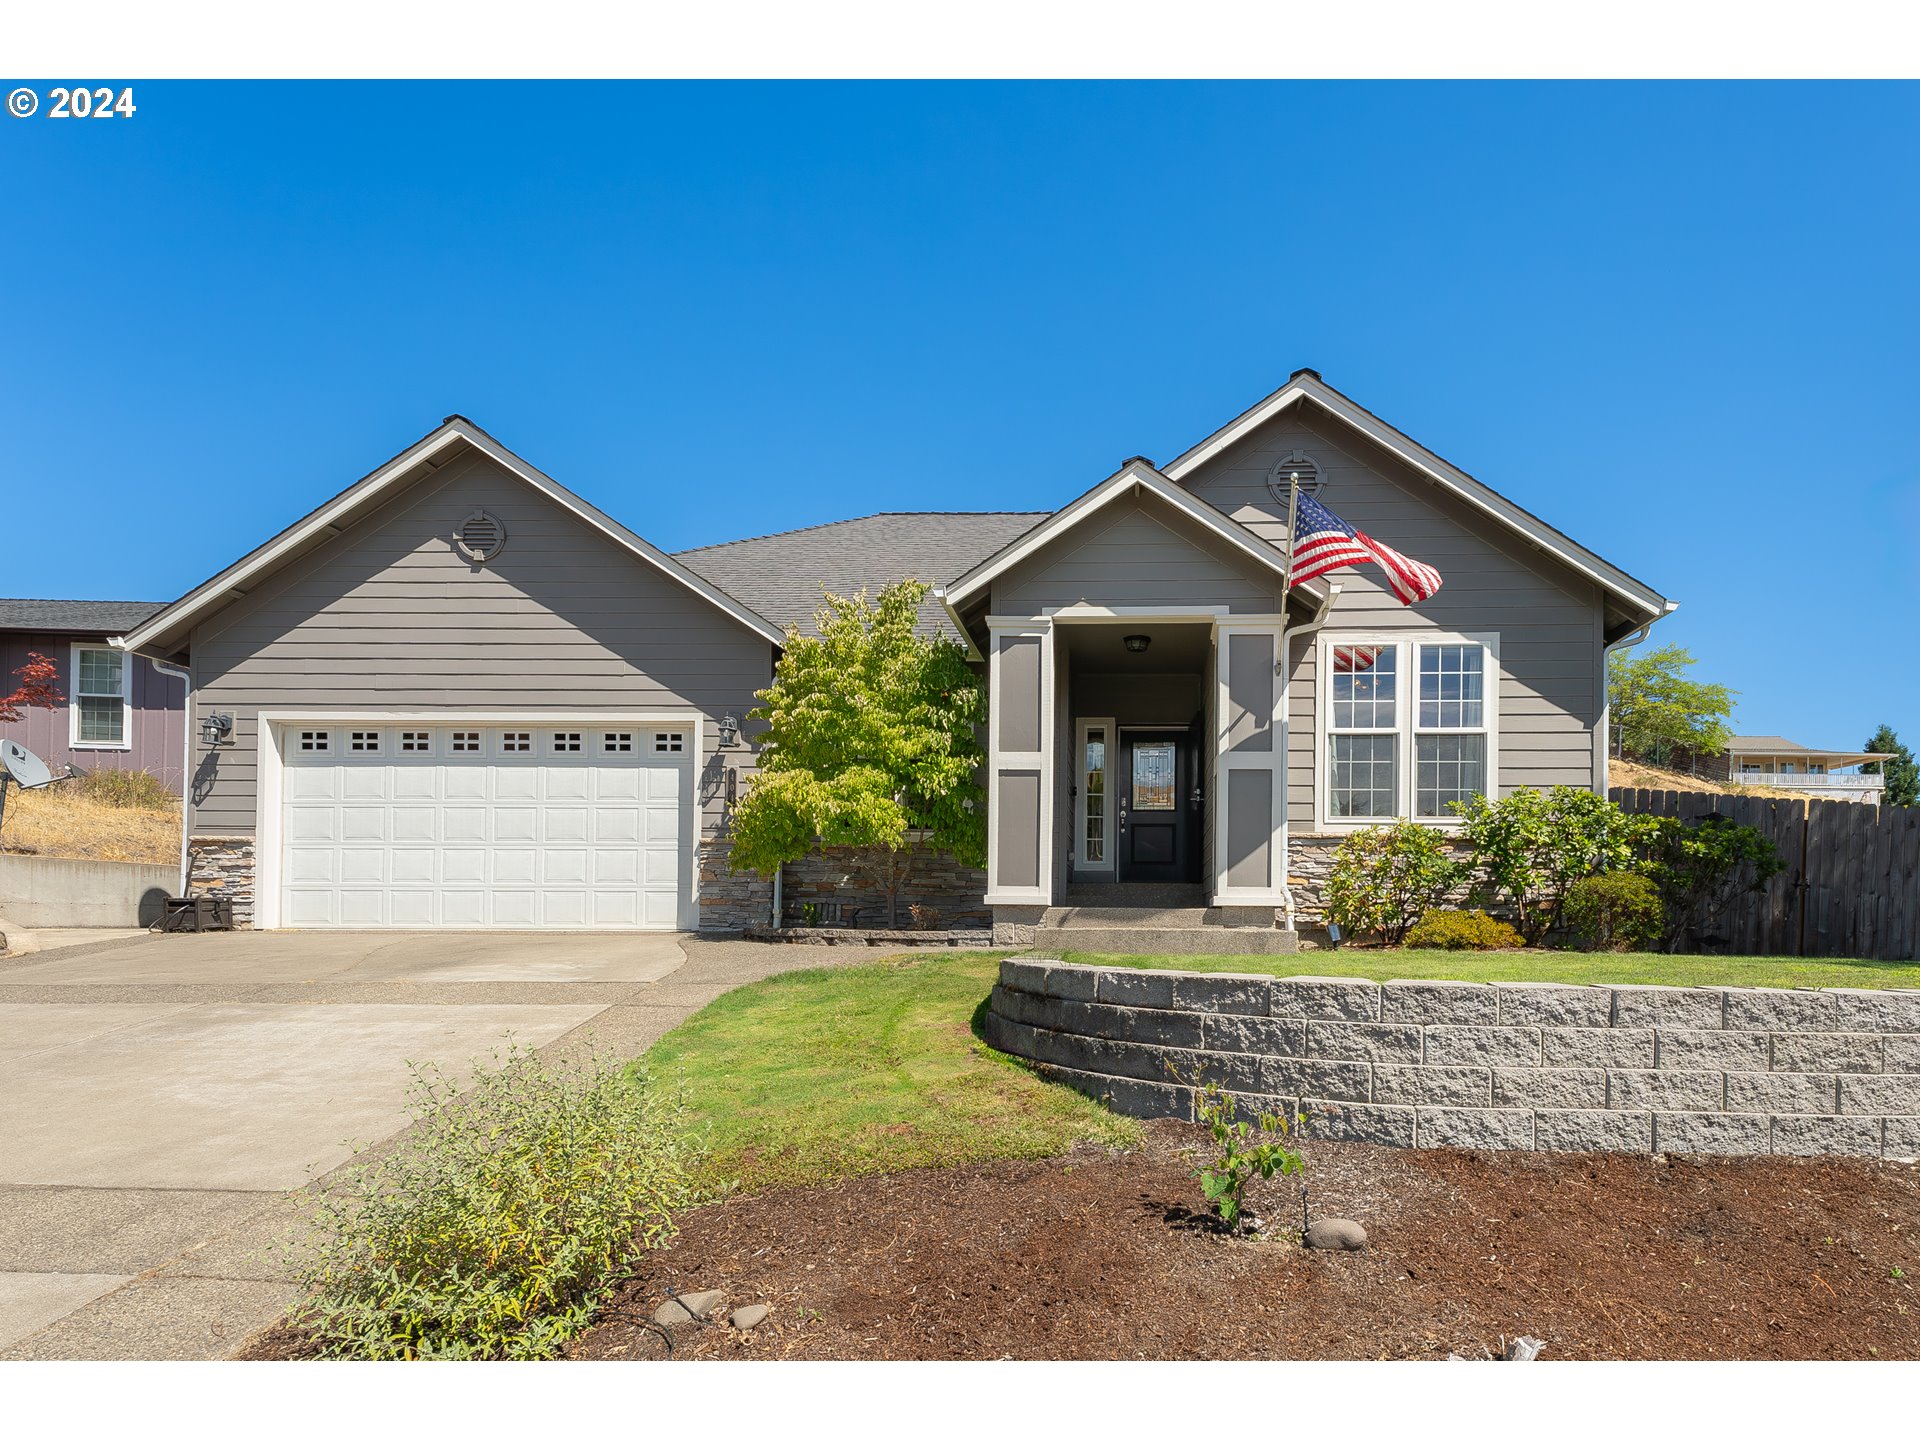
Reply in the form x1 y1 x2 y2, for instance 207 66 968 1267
1266 450 1323 505
455 509 506 563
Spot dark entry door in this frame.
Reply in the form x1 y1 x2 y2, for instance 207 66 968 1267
1117 728 1199 884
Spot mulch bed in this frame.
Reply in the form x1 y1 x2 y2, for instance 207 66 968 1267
568 1123 1920 1361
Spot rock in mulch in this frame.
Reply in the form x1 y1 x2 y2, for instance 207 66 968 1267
652 1289 727 1326
730 1304 771 1330
1303 1218 1368 1252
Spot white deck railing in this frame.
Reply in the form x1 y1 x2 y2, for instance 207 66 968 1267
1735 771 1883 792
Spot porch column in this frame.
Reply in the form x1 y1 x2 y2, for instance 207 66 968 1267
985 617 1054 910
1211 619 1288 910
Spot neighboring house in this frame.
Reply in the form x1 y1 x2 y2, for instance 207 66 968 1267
1724 735 1892 804
0 600 187 792
118 371 1673 935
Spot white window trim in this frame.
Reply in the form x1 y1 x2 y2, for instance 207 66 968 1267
69 643 133 751
1315 631 1501 830
1074 716 1115 872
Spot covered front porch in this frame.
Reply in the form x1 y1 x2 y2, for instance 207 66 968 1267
936 458 1332 947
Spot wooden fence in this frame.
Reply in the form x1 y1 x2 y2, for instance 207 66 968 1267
1609 788 1920 962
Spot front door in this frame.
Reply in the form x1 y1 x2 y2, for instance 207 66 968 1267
1117 728 1199 883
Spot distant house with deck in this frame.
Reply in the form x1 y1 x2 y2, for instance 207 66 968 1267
0 600 187 794
1725 735 1893 804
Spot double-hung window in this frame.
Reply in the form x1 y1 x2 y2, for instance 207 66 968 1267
1321 634 1497 825
71 644 131 749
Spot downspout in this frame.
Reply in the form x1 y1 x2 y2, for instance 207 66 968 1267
1277 582 1341 932
144 653 194 897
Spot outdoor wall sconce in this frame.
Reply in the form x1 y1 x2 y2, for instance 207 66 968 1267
1122 634 1151 653
199 713 234 747
718 712 742 747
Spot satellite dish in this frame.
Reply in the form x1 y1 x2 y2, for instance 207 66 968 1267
0 739 55 789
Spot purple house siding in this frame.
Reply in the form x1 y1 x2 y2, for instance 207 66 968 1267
0 629 186 795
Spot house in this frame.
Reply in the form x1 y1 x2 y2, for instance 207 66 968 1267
1724 736 1892 804
0 600 187 792
117 371 1673 938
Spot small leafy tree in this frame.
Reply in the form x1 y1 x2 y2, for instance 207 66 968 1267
1323 821 1463 944
0 651 63 723
729 580 986 927
1189 1081 1304 1236
1862 725 1918 807
1452 786 1647 943
1607 644 1735 766
1634 814 1783 952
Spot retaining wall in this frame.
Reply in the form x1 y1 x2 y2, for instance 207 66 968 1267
0 854 174 929
982 959 1920 1159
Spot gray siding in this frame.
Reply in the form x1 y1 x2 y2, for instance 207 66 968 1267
0 634 187 793
1181 412 1606 818
186 451 774 836
992 495 1286 615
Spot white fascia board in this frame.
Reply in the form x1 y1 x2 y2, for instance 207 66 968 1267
120 420 785 655
944 460 1312 610
1162 376 1672 621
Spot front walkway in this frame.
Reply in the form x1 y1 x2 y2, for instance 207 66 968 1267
0 930 854 1360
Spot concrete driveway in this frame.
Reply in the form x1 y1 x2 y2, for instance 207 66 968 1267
0 928 701 1359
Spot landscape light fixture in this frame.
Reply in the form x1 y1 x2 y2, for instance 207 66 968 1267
1122 634 1151 654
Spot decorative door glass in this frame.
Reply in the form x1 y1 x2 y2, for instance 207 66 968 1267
1083 728 1106 863
1132 742 1176 810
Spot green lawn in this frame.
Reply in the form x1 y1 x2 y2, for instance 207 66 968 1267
1065 949 1920 989
643 952 1137 1196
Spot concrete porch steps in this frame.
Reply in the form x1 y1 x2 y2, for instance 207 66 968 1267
1029 924 1300 956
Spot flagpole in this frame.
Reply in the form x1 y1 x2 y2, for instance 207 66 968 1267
1277 470 1299 935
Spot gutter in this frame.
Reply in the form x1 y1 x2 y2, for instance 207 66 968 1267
1274 582 1340 932
1599 611 1666 793
930 587 982 662
141 651 194 897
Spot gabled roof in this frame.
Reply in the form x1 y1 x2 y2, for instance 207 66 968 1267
941 457 1329 611
119 416 786 657
1163 369 1675 624
0 598 169 634
676 512 1047 641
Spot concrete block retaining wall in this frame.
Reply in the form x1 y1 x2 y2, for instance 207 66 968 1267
982 959 1920 1159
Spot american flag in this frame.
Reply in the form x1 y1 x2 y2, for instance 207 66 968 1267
1288 490 1443 605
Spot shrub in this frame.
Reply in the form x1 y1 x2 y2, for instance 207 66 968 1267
1190 1081 1303 1235
285 1046 697 1360
71 767 175 809
1405 908 1524 951
1562 872 1662 952
1323 821 1463 945
1634 813 1783 952
1452 786 1648 942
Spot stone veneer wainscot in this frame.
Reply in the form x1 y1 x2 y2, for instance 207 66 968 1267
983 959 1920 1159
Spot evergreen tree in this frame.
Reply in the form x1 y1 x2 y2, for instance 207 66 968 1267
1862 725 1918 807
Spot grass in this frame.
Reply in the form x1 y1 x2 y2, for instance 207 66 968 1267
1065 949 1920 989
0 781 180 863
643 951 1137 1196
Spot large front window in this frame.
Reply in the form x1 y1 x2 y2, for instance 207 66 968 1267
1329 644 1398 818
1323 635 1497 824
72 645 130 748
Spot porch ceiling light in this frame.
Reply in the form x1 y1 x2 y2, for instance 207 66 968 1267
1122 634 1151 654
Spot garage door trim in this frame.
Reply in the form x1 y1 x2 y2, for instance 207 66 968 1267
253 709 705 931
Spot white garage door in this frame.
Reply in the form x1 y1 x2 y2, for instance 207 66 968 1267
279 723 693 930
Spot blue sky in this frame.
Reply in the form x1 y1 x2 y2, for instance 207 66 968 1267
3 82 1914 747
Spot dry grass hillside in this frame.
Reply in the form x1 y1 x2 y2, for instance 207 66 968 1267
0 780 181 864
1609 757 1798 799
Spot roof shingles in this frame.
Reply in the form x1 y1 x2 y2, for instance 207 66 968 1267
675 512 1046 640
0 599 169 634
